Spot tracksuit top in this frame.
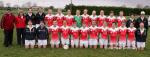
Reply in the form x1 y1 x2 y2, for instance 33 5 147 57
24 26 36 40
36 26 49 40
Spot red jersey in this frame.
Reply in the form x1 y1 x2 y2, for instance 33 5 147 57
15 16 26 28
49 25 60 41
108 28 118 42
80 27 89 40
117 16 126 27
81 14 90 27
99 26 108 39
106 16 116 28
89 15 98 25
55 14 64 27
45 14 54 27
89 26 98 39
64 15 74 26
97 15 106 27
60 26 70 39
118 27 127 41
127 27 136 41
70 27 80 39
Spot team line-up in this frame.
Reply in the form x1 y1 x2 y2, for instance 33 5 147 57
1 8 148 51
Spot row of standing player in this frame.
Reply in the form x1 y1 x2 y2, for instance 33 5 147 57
44 9 126 28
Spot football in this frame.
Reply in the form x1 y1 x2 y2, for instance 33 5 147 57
63 45 69 50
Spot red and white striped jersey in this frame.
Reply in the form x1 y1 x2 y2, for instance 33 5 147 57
64 15 74 26
55 13 64 27
70 27 80 39
108 28 119 42
81 14 90 27
106 16 116 28
127 27 136 41
49 25 60 41
117 16 126 27
99 26 108 39
97 15 107 27
60 26 70 39
45 14 55 27
89 15 98 24
80 27 89 40
89 26 98 39
118 27 127 41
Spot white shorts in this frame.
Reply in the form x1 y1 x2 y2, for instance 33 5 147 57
89 39 98 45
36 24 40 28
61 38 70 45
110 42 117 46
99 38 108 46
127 40 135 47
25 40 35 46
71 39 79 46
50 40 60 45
38 40 47 46
137 42 145 48
80 40 88 47
119 41 126 47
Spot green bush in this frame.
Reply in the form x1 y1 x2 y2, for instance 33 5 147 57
65 6 150 15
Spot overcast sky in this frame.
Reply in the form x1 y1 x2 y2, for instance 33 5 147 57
1 0 150 8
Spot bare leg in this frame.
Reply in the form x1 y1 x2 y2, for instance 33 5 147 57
56 45 59 48
31 45 34 48
38 45 41 48
71 45 74 48
94 45 97 49
43 45 47 48
100 45 103 48
51 44 54 48
90 45 92 48
25 45 29 49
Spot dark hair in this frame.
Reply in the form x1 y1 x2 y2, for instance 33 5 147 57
6 7 11 11
129 13 135 16
18 10 25 16
110 11 114 13
28 20 33 23
28 8 32 10
40 21 45 24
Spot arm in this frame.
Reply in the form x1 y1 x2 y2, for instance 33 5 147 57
145 18 149 31
0 15 5 29
46 28 49 39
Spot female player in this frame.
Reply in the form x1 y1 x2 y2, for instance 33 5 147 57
99 21 108 49
49 21 60 48
70 22 80 48
60 20 70 46
118 22 127 49
127 22 136 49
108 22 118 49
80 23 89 48
89 21 98 49
24 20 36 48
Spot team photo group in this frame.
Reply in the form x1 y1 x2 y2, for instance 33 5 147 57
0 7 148 51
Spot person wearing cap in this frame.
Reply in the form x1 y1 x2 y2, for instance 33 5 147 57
0 8 16 47
15 9 26 45
136 11 148 32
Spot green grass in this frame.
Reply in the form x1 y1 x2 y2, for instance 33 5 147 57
0 9 150 57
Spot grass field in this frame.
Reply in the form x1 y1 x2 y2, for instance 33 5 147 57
0 10 150 57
